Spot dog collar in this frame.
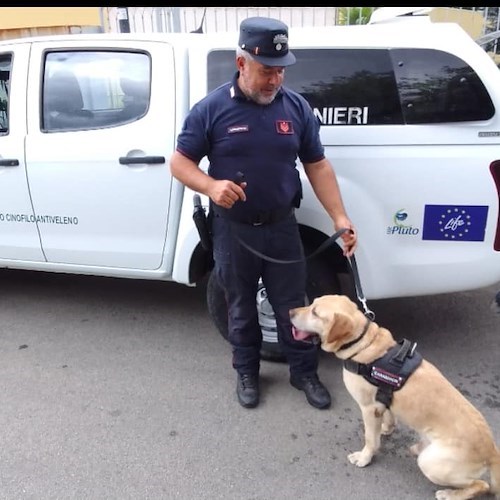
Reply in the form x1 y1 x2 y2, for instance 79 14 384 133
337 316 372 352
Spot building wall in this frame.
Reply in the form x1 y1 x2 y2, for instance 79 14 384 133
430 7 485 40
103 6 492 39
0 7 492 42
0 7 103 40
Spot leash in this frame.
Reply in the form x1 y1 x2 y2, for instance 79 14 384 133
348 249 376 320
236 227 348 264
235 227 375 320
193 187 375 319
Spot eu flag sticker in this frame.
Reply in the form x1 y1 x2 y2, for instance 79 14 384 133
422 205 488 241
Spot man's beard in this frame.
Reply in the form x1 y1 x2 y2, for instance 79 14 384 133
249 88 278 105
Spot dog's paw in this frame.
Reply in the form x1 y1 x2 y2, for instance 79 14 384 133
409 443 420 456
381 421 395 435
435 489 455 500
409 440 428 456
348 451 373 467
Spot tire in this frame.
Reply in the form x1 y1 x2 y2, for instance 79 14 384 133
206 271 285 362
205 246 353 363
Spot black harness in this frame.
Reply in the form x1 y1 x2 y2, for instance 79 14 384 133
343 337 423 408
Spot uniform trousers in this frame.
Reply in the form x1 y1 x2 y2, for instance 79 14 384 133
211 211 319 377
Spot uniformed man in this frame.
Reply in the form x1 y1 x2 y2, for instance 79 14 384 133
170 16 357 409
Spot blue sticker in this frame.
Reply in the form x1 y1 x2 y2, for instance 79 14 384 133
422 205 488 241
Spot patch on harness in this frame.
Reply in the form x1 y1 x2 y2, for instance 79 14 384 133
370 367 403 388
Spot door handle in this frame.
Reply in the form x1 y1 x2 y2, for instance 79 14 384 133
119 156 165 165
0 158 19 166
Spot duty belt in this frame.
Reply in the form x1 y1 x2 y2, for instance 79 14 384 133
212 205 294 226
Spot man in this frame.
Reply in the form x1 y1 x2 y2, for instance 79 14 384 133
170 16 357 409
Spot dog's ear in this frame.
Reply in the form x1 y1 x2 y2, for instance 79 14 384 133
322 311 355 352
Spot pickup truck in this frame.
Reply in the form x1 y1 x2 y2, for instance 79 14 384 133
1 22 499 361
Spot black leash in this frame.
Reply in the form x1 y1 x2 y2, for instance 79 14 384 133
235 227 348 265
193 189 375 320
235 227 375 320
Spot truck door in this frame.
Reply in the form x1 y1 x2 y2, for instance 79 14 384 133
0 44 45 262
24 40 176 270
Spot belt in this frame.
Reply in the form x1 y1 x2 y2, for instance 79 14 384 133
213 205 294 226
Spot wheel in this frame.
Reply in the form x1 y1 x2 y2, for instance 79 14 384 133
205 246 353 363
206 271 285 362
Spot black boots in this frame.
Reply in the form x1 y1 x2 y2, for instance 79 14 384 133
236 372 331 409
236 373 260 408
290 374 331 409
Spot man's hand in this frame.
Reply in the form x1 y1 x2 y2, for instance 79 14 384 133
208 179 247 209
334 215 358 257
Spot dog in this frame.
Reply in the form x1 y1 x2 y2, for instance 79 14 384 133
289 294 500 500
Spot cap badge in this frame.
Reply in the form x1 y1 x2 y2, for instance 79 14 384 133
273 34 287 52
273 34 288 44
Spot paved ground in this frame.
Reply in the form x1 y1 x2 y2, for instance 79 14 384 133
0 269 498 499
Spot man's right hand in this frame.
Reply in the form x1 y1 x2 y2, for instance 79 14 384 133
209 179 247 209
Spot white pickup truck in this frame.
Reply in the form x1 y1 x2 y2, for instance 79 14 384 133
1 22 499 360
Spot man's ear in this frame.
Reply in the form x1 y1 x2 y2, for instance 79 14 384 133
236 55 245 71
322 311 355 352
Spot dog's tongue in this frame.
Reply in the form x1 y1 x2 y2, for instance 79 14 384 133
292 325 312 341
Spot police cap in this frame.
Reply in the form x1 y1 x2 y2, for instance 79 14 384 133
238 16 296 67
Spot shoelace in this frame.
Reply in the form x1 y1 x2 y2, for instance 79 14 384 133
301 376 322 388
240 375 258 389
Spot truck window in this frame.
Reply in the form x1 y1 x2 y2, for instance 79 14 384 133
207 48 403 126
390 48 495 124
0 54 11 134
285 48 403 125
42 51 151 132
207 46 495 125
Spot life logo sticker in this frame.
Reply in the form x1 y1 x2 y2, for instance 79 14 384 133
422 205 488 241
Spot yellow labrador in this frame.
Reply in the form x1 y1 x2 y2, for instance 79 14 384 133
289 294 500 500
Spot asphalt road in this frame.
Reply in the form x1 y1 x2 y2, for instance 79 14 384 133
0 269 499 500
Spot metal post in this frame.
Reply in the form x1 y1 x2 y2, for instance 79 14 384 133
98 7 107 33
117 7 131 33
170 7 182 33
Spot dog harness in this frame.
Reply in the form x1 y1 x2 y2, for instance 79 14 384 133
343 338 423 408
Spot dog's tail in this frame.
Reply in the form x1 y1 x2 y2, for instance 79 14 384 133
490 446 500 497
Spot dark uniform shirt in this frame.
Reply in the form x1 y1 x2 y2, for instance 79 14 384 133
176 72 325 219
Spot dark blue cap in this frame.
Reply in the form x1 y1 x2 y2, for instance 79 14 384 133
238 16 296 67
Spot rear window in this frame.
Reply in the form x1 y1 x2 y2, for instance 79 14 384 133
0 54 11 134
207 47 495 125
390 48 494 124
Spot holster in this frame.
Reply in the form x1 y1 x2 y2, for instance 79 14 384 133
192 194 213 252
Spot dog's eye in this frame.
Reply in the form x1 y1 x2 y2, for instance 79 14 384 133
312 307 320 318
